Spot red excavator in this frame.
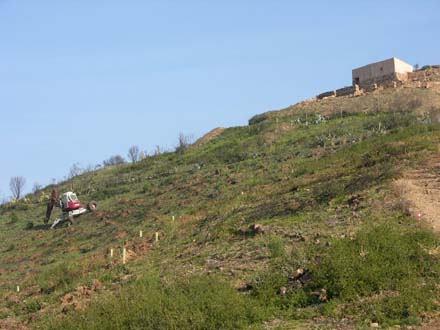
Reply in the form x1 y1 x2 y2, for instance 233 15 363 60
45 189 97 229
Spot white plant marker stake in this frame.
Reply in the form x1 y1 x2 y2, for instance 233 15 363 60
122 248 126 264
139 230 143 238
155 232 159 242
16 286 20 293
110 248 114 258
172 215 175 222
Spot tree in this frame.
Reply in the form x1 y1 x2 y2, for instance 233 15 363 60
32 182 43 193
127 145 140 163
68 163 83 179
9 176 26 200
103 155 126 167
83 164 96 173
175 132 194 153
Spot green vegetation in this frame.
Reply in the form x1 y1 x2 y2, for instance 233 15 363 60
39 274 265 330
1 86 440 329
251 221 440 327
420 64 440 71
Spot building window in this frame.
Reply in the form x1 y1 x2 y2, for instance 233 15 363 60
380 67 383 72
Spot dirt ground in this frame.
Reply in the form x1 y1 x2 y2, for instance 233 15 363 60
394 154 440 232
394 152 440 330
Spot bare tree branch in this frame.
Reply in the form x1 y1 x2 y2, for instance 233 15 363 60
127 145 140 163
9 176 26 200
175 132 194 154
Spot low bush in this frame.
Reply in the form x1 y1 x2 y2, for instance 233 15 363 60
389 93 423 113
7 213 19 224
40 274 265 330
311 224 438 301
251 222 440 326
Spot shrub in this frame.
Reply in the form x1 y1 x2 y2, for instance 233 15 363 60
40 274 265 330
420 64 440 71
389 94 422 113
266 236 286 259
250 223 440 326
25 300 42 313
141 182 152 194
7 213 19 224
428 106 440 123
310 224 439 325
213 141 247 164
249 113 270 125
103 155 126 167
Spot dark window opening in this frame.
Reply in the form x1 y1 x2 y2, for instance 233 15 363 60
354 77 360 85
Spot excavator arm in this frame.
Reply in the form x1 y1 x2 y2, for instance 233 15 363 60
45 189 58 223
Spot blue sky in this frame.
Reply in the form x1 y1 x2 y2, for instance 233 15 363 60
1 0 439 199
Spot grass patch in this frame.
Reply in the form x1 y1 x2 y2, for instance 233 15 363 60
250 221 440 326
38 274 266 330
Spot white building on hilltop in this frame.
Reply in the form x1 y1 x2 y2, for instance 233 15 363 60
352 57 413 86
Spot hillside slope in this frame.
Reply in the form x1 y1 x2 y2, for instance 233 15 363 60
1 86 440 330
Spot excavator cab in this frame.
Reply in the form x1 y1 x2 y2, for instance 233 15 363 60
60 192 82 211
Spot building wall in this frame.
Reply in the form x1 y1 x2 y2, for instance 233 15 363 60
394 58 414 75
352 58 413 86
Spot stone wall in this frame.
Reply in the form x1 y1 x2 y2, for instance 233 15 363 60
408 68 440 83
315 67 440 101
317 86 359 100
335 86 356 97
317 90 336 100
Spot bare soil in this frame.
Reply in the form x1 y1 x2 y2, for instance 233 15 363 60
193 127 225 147
394 154 440 231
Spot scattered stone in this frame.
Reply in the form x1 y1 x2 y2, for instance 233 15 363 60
39 286 55 295
318 288 327 302
370 322 379 328
286 232 305 241
290 268 305 281
239 224 265 236
249 224 265 235
237 283 253 292
347 194 362 210
288 268 311 288
278 286 288 295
